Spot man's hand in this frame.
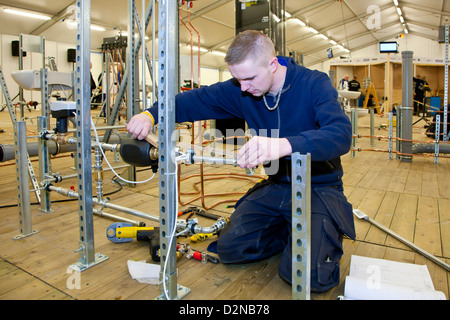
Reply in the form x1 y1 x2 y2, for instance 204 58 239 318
127 113 153 140
237 136 292 169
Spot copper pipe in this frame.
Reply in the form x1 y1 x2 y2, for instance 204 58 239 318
187 5 201 89
178 167 264 209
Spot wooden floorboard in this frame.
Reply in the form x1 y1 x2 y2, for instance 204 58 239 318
0 109 449 300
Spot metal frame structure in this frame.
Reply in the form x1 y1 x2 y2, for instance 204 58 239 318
6 0 312 300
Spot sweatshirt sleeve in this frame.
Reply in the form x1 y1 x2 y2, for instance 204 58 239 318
285 72 352 161
146 79 244 124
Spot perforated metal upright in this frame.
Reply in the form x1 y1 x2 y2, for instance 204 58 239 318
400 51 413 162
444 25 449 142
37 115 52 213
70 0 107 271
13 121 39 240
156 0 189 300
0 66 41 234
38 68 52 213
291 152 311 300
125 0 139 184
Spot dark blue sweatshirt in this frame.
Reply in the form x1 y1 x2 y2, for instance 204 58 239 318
146 57 352 187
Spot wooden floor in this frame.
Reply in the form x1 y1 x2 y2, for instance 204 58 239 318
0 108 449 300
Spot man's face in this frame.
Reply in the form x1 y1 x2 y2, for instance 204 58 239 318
228 58 273 97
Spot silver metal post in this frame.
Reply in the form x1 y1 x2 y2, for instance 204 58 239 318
291 152 311 300
38 70 51 212
401 51 413 162
37 116 52 213
388 112 393 160
444 25 448 141
141 0 147 111
13 121 39 240
152 0 156 104
71 0 107 271
369 108 374 146
126 0 138 186
351 109 357 157
396 105 402 159
104 52 111 123
156 0 189 300
19 34 24 120
435 115 440 164
40 68 50 120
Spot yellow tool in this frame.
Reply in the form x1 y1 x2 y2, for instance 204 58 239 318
106 222 160 262
111 225 156 240
190 233 214 243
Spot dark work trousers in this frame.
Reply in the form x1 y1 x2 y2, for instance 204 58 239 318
216 179 355 293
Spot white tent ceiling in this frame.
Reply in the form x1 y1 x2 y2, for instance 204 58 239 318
0 0 448 68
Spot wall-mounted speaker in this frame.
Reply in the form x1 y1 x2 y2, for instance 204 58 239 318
67 48 76 63
11 41 26 57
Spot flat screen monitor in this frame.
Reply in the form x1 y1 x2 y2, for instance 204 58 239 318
379 41 398 53
327 48 333 58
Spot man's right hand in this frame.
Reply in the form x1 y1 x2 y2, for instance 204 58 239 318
126 112 154 140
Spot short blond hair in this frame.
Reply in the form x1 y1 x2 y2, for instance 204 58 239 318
225 30 276 66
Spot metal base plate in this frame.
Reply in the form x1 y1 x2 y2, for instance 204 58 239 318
156 284 191 300
13 229 39 240
69 253 108 272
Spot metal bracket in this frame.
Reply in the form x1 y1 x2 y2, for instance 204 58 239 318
69 244 108 272
155 284 191 300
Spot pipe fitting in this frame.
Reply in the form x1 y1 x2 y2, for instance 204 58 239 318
51 132 72 145
184 216 228 235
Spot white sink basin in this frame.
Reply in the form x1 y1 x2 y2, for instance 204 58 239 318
338 90 361 100
12 70 73 91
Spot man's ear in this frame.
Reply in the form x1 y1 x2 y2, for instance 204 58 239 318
268 57 278 73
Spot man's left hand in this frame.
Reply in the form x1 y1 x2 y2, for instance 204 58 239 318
237 136 292 169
